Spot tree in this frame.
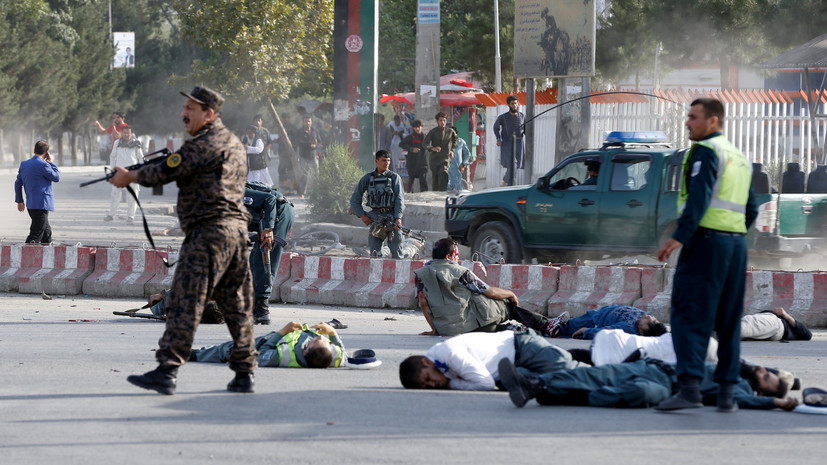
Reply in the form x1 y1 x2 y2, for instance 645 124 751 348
378 0 517 95
596 0 811 89
595 0 661 89
170 0 335 188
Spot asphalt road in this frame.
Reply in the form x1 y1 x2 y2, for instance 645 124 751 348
1 293 825 464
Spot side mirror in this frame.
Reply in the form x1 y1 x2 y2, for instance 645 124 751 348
536 177 548 190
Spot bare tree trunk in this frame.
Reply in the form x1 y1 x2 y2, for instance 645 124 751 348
16 131 24 165
71 131 79 166
267 97 305 190
57 132 65 166
0 129 4 167
720 59 732 90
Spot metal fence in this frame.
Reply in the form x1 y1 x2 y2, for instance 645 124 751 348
475 89 826 190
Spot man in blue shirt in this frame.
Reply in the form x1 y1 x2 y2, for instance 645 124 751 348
553 305 667 340
15 140 60 243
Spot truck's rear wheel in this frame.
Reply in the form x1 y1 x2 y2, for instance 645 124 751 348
471 221 522 265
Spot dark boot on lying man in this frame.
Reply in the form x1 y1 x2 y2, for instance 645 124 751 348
127 365 178 395
498 358 545 408
253 297 270 325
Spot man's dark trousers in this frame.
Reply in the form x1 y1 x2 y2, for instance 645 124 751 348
26 209 51 244
533 359 675 408
671 229 746 385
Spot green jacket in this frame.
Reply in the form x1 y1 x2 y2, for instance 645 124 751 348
414 260 508 336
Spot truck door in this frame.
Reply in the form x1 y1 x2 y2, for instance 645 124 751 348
525 154 603 247
597 153 656 248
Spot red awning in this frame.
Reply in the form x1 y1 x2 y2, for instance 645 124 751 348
379 92 481 107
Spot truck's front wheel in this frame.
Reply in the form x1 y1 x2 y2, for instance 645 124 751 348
471 221 522 265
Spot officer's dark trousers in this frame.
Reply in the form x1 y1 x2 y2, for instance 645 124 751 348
249 202 295 299
671 229 746 385
26 209 52 244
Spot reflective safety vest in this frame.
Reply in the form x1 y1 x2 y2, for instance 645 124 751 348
366 170 398 209
679 134 752 234
259 325 344 368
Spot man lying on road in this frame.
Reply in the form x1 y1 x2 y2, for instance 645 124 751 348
191 321 346 368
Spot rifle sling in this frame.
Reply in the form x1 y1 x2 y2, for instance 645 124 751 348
126 184 176 268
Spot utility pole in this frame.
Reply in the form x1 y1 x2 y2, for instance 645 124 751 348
415 0 441 131
494 0 502 92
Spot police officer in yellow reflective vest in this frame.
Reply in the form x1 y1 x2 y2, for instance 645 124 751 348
190 321 346 369
656 98 758 412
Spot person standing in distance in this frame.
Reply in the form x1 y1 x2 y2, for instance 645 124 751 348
422 112 457 191
109 86 258 395
350 150 405 258
492 95 525 186
656 98 757 412
105 126 143 224
15 140 60 244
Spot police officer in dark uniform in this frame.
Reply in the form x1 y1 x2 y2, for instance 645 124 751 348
656 98 757 412
349 150 405 258
244 182 295 325
110 86 259 395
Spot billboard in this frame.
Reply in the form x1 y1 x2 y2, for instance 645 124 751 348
514 0 595 78
113 32 135 69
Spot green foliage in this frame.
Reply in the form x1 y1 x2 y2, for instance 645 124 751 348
306 142 364 222
378 0 516 94
596 0 827 88
170 0 334 102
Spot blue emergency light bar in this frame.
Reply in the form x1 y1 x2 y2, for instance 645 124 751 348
605 131 670 144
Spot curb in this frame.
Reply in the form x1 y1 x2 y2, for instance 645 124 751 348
2 241 826 327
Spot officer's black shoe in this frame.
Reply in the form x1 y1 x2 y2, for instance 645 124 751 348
253 298 270 325
227 372 255 393
127 365 178 395
498 358 544 408
717 383 738 413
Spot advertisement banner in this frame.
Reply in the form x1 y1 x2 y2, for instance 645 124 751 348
514 0 595 78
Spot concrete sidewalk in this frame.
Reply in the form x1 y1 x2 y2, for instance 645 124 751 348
1 293 825 464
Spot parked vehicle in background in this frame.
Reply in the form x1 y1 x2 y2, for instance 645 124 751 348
446 131 827 268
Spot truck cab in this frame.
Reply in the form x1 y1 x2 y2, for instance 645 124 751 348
446 131 684 264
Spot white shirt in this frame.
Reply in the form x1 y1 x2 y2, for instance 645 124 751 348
590 329 718 366
425 332 516 391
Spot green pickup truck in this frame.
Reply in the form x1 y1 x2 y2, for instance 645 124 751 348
445 131 827 267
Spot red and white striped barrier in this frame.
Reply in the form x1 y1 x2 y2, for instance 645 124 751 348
280 255 371 306
269 252 295 302
485 264 559 315
144 250 178 295
0 243 94 294
631 267 675 322
346 258 426 309
82 247 170 297
744 270 827 327
547 265 642 317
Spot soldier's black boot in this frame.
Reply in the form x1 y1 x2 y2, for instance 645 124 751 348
498 358 545 408
127 365 178 395
227 372 255 393
253 298 270 325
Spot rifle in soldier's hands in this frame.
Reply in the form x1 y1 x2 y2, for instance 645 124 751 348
79 148 172 187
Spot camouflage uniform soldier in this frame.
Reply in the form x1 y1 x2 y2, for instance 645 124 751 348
110 86 258 395
349 150 405 258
